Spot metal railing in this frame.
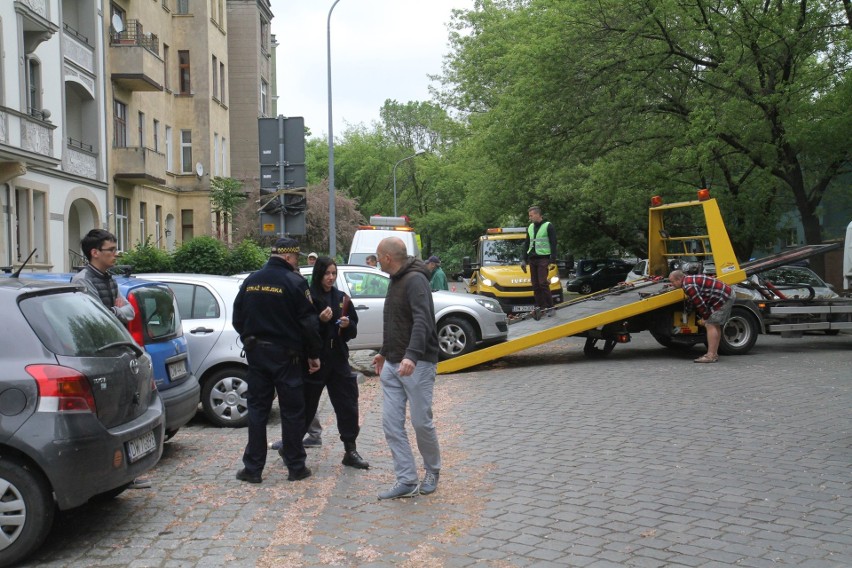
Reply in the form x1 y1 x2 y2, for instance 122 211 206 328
68 249 87 271
109 20 160 56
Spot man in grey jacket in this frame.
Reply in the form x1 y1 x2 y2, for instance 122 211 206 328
372 237 442 500
72 229 134 325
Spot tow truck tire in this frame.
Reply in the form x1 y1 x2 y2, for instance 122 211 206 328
438 317 476 360
719 308 758 355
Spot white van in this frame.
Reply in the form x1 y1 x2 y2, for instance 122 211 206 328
348 216 421 265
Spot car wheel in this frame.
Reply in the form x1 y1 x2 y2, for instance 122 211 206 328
719 308 759 355
437 317 477 360
202 367 249 428
579 283 594 295
0 458 54 567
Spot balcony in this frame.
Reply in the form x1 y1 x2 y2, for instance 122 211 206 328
112 146 166 185
109 21 163 92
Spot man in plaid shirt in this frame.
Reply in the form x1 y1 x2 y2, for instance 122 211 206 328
668 270 734 363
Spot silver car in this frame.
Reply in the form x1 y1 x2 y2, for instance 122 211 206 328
734 265 839 300
136 274 248 428
298 265 508 358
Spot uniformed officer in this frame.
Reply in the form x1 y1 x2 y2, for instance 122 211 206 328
233 237 322 483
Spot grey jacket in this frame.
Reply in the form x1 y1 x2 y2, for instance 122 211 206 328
380 257 439 364
72 265 135 326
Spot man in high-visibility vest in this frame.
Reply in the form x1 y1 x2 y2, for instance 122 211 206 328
521 205 558 316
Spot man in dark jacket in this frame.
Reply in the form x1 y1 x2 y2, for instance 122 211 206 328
233 237 322 483
72 229 134 325
372 237 442 499
521 205 558 316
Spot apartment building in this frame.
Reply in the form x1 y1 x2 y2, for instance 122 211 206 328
0 0 109 272
107 0 230 252
226 0 276 234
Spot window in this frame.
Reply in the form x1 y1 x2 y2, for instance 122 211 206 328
114 100 127 147
180 129 192 173
221 137 227 176
14 187 47 264
260 17 269 51
181 209 194 242
211 55 218 100
176 0 189 15
163 44 170 90
169 283 220 319
213 133 219 175
26 57 42 116
114 197 130 251
138 111 145 147
139 202 147 240
260 80 268 116
165 126 173 170
178 50 191 95
219 62 225 104
155 205 162 246
153 119 160 151
217 0 224 26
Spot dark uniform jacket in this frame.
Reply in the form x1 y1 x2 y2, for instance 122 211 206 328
308 285 358 383
380 257 439 364
233 256 321 358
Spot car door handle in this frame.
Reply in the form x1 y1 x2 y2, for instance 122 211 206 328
354 305 369 311
190 327 215 334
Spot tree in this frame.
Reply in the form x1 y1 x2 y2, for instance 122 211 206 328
209 176 246 241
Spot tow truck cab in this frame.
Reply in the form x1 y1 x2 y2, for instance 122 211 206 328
348 215 421 265
462 227 563 315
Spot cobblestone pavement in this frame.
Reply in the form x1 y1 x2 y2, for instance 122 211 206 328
22 333 851 567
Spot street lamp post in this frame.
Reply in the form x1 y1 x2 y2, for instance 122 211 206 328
392 149 426 217
327 0 342 258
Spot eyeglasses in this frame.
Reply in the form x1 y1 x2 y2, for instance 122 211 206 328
99 246 118 253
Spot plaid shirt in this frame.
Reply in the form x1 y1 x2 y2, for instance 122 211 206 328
682 275 733 320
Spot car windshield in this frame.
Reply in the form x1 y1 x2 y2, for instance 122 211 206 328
19 291 134 356
761 267 824 287
482 239 525 266
133 286 182 340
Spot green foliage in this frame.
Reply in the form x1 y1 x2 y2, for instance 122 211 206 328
210 176 246 226
172 236 229 275
118 237 173 273
226 239 267 275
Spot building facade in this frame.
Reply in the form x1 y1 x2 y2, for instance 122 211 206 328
1 0 109 272
106 0 231 253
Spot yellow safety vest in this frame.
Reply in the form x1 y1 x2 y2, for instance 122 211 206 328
527 222 551 256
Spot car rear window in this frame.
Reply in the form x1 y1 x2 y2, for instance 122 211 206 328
131 286 182 340
19 291 134 356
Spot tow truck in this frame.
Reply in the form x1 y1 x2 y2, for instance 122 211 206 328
462 227 563 315
438 190 851 374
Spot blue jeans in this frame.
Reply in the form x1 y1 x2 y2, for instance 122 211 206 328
380 361 441 485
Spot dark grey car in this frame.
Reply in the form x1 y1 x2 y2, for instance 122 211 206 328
0 279 165 566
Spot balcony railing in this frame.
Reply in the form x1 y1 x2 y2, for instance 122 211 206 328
109 20 159 56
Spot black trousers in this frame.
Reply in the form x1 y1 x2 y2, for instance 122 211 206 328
529 256 554 309
242 344 306 475
304 352 360 444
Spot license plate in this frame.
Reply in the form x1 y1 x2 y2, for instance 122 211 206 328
126 430 157 463
168 358 187 380
512 305 536 313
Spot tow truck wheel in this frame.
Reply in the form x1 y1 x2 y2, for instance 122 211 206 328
583 337 616 358
719 308 758 355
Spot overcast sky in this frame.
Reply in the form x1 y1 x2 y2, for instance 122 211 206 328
271 0 473 139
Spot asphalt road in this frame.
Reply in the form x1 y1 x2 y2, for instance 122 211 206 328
23 331 851 567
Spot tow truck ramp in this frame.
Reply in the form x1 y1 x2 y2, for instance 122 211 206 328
438 280 678 374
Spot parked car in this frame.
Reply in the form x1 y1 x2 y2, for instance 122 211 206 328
4 271 199 439
734 265 839 300
294 265 509 359
135 274 248 428
566 259 634 294
0 278 164 566
625 259 648 283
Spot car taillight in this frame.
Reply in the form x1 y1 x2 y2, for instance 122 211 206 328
26 364 97 413
125 291 146 345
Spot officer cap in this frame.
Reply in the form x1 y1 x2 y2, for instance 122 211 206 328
272 237 299 255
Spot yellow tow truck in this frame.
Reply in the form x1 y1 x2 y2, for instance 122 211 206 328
462 227 563 315
440 189 852 374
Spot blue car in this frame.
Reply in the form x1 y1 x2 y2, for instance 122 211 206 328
4 271 199 439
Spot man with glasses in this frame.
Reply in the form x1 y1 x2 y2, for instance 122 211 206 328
73 229 134 325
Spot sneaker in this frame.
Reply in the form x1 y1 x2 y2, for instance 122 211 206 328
236 468 262 484
377 482 420 500
287 467 312 482
269 440 283 451
303 436 322 448
420 471 440 495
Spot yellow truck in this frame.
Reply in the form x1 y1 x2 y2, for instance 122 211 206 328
461 227 563 316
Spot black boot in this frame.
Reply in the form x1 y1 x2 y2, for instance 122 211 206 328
342 441 369 470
